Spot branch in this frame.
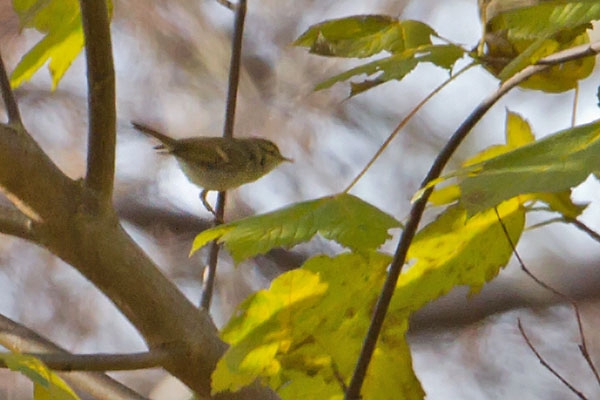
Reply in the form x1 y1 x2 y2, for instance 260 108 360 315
566 217 600 245
222 0 246 139
216 0 235 10
345 40 600 400
0 51 22 127
0 71 277 400
494 208 600 389
80 0 116 205
518 320 587 400
0 205 35 241
0 10 278 400
0 124 78 224
0 314 149 400
0 350 171 372
201 0 247 310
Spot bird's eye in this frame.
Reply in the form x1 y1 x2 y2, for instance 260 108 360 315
261 141 280 156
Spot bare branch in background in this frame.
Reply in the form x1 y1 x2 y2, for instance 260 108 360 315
495 208 600 389
518 319 587 400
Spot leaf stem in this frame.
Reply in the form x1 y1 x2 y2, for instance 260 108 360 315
343 62 475 193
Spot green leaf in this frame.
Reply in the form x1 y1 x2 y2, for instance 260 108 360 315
294 16 436 58
362 338 423 400
426 110 586 217
0 353 80 400
459 119 600 215
534 191 586 219
190 194 401 263
428 110 534 206
212 268 330 393
214 252 423 399
315 44 464 95
11 0 84 89
486 0 600 39
11 0 113 89
294 15 463 96
391 199 525 313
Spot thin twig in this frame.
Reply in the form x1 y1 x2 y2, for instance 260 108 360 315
0 205 35 241
517 319 587 400
222 0 246 140
80 0 116 205
566 217 600 245
201 192 225 310
0 52 22 126
331 361 348 393
345 40 600 400
216 0 236 10
0 349 172 372
0 314 149 400
494 208 600 388
344 62 476 193
201 0 247 310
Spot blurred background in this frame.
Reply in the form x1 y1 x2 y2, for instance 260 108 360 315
1 0 600 398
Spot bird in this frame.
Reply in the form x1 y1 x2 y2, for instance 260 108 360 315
131 122 292 216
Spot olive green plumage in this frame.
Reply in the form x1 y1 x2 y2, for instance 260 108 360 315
131 122 291 212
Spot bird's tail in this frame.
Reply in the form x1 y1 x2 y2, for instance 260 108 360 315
131 122 177 149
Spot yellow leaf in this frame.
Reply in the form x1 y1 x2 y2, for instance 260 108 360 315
506 111 535 147
1 353 80 400
428 184 460 206
392 198 525 312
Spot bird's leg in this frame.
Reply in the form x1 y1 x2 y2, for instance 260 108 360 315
200 189 217 218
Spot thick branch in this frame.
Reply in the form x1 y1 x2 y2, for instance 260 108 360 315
0 314 148 400
0 122 277 399
80 0 116 204
345 41 600 399
0 124 79 223
0 75 277 400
